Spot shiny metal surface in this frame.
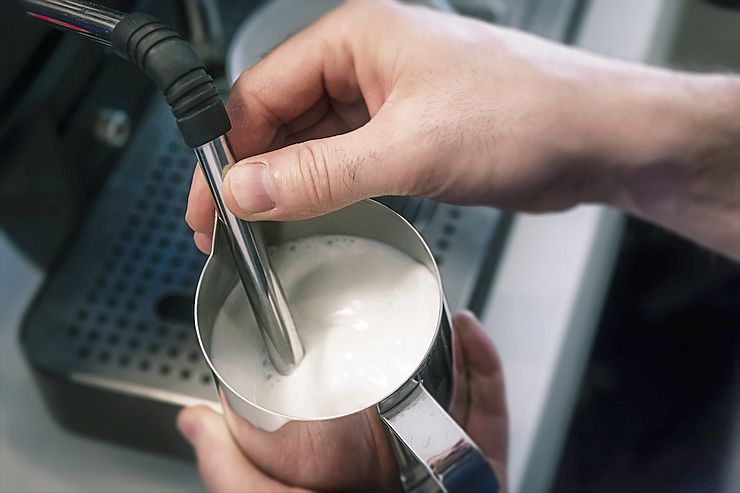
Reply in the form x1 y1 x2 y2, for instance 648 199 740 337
184 0 226 65
21 0 124 44
195 200 498 492
382 385 499 492
194 136 304 375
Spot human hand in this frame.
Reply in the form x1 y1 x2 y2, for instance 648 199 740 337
185 0 609 252
187 0 740 259
177 310 508 492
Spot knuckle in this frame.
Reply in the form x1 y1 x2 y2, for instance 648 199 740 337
295 142 337 212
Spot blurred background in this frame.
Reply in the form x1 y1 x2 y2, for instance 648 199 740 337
0 1 738 492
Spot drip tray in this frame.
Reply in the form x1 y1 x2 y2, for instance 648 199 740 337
20 98 509 458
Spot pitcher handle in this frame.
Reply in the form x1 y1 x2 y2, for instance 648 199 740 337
380 383 500 493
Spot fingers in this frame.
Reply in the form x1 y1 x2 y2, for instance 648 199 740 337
450 313 471 426
222 109 434 221
177 406 309 493
186 167 215 252
224 6 363 161
451 311 509 476
193 231 212 254
186 4 369 239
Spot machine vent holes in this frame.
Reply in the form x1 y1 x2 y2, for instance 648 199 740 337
53 131 220 391
127 213 142 228
130 248 142 261
156 293 194 325
146 217 160 230
188 259 201 273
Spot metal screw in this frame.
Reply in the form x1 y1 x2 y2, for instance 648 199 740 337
94 108 131 148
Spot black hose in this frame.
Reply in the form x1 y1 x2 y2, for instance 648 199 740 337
111 13 231 148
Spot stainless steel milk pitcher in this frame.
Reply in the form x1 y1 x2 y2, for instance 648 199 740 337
195 200 499 493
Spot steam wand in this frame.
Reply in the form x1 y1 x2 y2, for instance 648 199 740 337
20 0 305 375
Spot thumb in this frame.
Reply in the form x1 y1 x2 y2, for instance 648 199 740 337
222 119 428 221
177 406 307 493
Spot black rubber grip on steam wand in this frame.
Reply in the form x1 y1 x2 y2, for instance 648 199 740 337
111 13 231 148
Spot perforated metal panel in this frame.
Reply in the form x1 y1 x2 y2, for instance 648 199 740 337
22 102 216 401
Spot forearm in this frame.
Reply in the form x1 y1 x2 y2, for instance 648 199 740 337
579 68 740 259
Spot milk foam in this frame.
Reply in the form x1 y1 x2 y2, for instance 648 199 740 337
210 235 440 419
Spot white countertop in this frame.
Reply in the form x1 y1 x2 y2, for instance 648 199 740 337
0 1 676 492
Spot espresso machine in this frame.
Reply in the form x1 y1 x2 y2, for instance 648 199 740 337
2 0 580 462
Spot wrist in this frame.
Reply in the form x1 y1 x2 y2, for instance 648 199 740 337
570 67 740 210
588 68 740 255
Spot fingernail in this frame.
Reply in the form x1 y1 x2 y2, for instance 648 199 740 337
177 410 200 445
227 161 276 214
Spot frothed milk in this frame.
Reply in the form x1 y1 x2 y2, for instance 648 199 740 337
210 235 440 418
